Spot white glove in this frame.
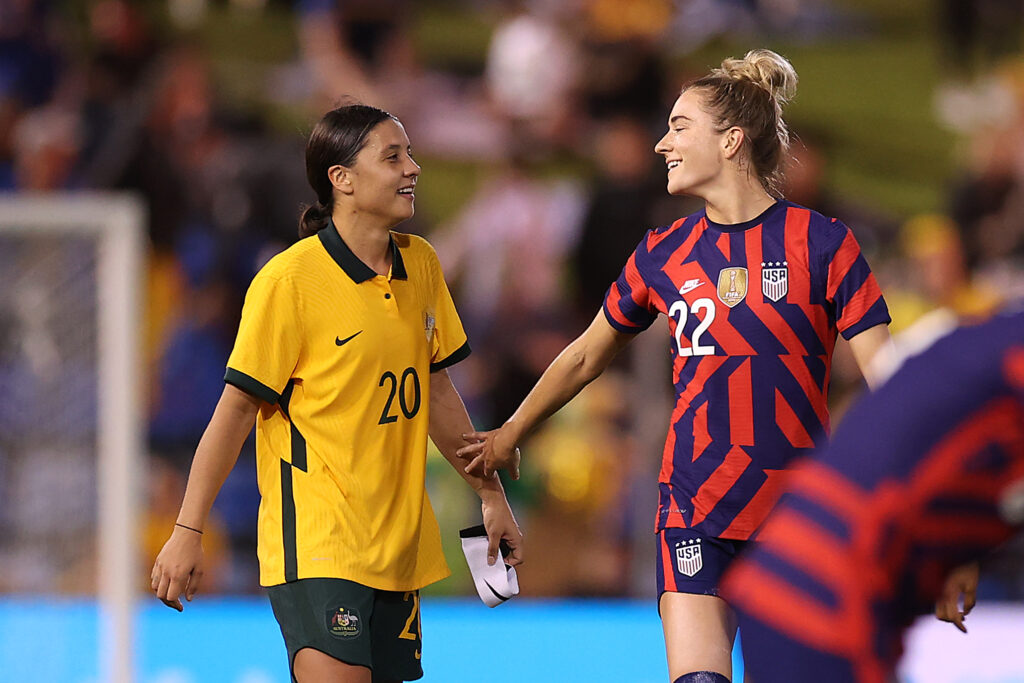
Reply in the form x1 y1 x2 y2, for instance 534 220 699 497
460 524 520 607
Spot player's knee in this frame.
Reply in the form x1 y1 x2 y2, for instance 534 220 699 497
673 672 730 683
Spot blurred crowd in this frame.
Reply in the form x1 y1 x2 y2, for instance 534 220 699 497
1 0 1023 599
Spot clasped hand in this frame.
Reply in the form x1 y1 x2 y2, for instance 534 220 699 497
457 427 521 480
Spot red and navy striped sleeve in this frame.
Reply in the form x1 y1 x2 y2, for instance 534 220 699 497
602 231 659 333
820 220 890 339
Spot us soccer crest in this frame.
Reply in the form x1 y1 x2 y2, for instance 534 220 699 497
761 261 789 302
717 267 748 308
675 539 703 577
327 606 362 639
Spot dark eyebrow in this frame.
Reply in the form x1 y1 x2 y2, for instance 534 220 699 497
381 144 413 155
669 115 691 125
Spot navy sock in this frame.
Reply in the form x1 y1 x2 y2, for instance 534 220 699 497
673 672 730 683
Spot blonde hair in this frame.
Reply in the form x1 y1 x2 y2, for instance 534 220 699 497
686 49 798 196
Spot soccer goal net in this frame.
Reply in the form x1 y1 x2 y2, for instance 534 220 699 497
0 193 144 682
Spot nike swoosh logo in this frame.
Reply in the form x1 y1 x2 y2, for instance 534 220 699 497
679 279 705 295
414 650 421 660
335 331 362 346
483 579 511 602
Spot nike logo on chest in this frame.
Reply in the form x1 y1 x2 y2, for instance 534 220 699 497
336 331 362 346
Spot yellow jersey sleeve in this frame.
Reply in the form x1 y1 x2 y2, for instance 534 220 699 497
224 268 303 404
427 250 470 373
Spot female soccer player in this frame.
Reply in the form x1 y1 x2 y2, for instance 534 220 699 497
151 104 523 683
457 50 892 683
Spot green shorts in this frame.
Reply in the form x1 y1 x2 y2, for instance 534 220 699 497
267 577 423 682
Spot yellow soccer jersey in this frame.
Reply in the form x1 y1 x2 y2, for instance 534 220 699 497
224 222 470 590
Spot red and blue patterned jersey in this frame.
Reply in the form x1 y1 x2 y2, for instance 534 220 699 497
722 309 1024 682
603 200 890 540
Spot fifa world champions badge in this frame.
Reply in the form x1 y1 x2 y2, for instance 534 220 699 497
717 267 748 308
675 538 703 577
761 261 789 302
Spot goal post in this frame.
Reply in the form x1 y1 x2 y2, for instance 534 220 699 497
0 193 145 682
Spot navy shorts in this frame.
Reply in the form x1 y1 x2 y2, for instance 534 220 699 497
656 527 748 600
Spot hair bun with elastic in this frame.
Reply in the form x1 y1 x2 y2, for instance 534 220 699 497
718 49 798 107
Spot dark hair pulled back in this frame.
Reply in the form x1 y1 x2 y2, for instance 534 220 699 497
298 103 396 239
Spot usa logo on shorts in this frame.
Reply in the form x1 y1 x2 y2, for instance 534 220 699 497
676 538 703 577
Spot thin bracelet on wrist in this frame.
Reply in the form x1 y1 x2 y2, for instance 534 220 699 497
175 522 203 535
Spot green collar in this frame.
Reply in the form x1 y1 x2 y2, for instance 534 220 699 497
317 219 408 283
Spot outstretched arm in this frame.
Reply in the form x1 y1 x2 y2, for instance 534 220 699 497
150 384 261 610
430 368 522 567
457 311 634 478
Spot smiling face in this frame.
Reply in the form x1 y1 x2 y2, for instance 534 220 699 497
335 118 420 227
654 88 730 198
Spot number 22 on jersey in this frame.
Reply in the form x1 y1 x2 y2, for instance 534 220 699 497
669 297 716 357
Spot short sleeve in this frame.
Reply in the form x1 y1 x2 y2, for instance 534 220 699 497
821 221 891 340
428 255 470 373
602 232 658 334
224 270 303 404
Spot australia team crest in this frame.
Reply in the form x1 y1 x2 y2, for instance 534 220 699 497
327 606 362 639
675 538 703 577
761 261 789 302
424 311 436 342
717 268 748 308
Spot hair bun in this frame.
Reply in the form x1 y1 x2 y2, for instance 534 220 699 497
718 49 798 107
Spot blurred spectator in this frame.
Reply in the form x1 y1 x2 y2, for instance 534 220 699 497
902 213 1002 320
578 0 670 122
484 1 582 150
435 154 586 337
294 0 510 160
583 0 673 44
581 39 666 123
10 103 79 189
0 0 70 190
669 0 866 54
933 2 1024 131
0 0 63 108
148 232 237 467
786 131 899 256
869 214 1004 382
114 46 213 249
297 0 409 110
946 69 1024 300
571 115 684 317
937 0 1024 80
433 152 586 422
76 0 160 187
